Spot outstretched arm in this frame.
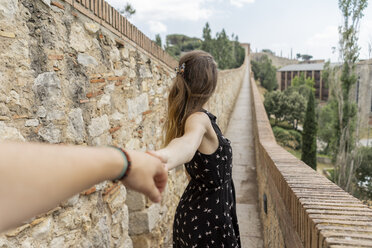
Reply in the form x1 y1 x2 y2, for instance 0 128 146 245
149 112 209 170
0 142 167 233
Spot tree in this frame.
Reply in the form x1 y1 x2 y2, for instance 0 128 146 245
355 147 372 200
119 3 136 18
264 91 285 124
301 90 317 170
165 24 245 69
233 35 245 67
251 55 277 91
164 34 202 59
288 73 315 99
301 54 313 61
283 91 306 130
262 49 274 55
155 34 162 48
201 22 213 54
295 53 313 61
318 102 336 154
333 0 368 192
215 29 234 69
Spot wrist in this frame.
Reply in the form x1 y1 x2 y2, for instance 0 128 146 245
110 147 132 181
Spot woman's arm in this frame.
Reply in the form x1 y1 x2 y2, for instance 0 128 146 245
149 112 210 170
0 142 167 233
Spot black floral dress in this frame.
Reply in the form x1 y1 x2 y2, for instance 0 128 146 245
173 109 241 248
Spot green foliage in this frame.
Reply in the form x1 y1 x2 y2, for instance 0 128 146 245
321 61 331 89
119 3 136 18
296 53 313 61
264 91 284 124
287 73 315 99
164 34 202 59
251 55 277 91
317 102 336 154
264 89 306 130
165 23 245 69
355 147 372 200
272 126 302 150
261 49 275 55
155 34 162 48
283 91 306 130
332 0 368 192
301 91 317 170
214 29 234 69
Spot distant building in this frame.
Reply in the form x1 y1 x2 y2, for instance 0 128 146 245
276 60 372 130
276 62 328 101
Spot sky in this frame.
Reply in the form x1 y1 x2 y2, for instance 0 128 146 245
106 0 372 62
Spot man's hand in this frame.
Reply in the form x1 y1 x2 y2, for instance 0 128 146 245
121 150 168 203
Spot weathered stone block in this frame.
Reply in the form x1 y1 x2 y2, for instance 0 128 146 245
69 23 92 52
97 94 111 108
77 53 98 67
0 0 18 20
38 123 61 143
132 235 151 248
129 204 160 235
126 190 146 211
37 106 47 118
50 236 65 247
88 115 110 137
92 133 112 146
33 72 62 106
84 22 100 34
32 217 53 239
67 108 86 143
126 93 149 120
25 119 39 127
0 122 25 141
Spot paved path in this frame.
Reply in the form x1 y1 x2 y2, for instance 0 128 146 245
225 62 264 248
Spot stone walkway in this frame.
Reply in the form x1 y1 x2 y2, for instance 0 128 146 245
225 62 264 248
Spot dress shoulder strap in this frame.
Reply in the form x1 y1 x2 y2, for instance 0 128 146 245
200 108 217 122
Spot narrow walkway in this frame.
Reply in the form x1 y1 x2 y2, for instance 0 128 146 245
225 62 263 247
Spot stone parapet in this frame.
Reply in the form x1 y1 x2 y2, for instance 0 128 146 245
250 64 372 247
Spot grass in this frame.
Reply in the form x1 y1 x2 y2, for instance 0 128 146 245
285 147 301 159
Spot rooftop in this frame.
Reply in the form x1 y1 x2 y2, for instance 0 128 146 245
278 63 324 72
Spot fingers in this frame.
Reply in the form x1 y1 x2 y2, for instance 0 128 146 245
122 150 168 203
154 163 168 193
146 150 167 163
145 181 162 203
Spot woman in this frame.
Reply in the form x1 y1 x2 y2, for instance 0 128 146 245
150 50 241 247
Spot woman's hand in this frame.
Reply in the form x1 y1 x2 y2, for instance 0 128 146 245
121 150 168 203
146 150 170 170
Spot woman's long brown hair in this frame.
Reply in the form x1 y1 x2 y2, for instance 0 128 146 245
164 50 218 146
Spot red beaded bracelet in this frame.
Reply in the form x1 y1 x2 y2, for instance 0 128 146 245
114 147 132 180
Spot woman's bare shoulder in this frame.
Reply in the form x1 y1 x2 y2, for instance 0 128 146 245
186 111 210 126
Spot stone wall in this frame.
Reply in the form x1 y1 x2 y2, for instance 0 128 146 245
251 52 298 69
355 60 372 130
250 67 372 247
0 0 246 247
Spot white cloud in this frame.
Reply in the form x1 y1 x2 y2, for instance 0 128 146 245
148 20 167 33
305 25 339 61
230 0 255 7
107 0 214 34
306 26 338 48
359 19 372 59
111 0 213 21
